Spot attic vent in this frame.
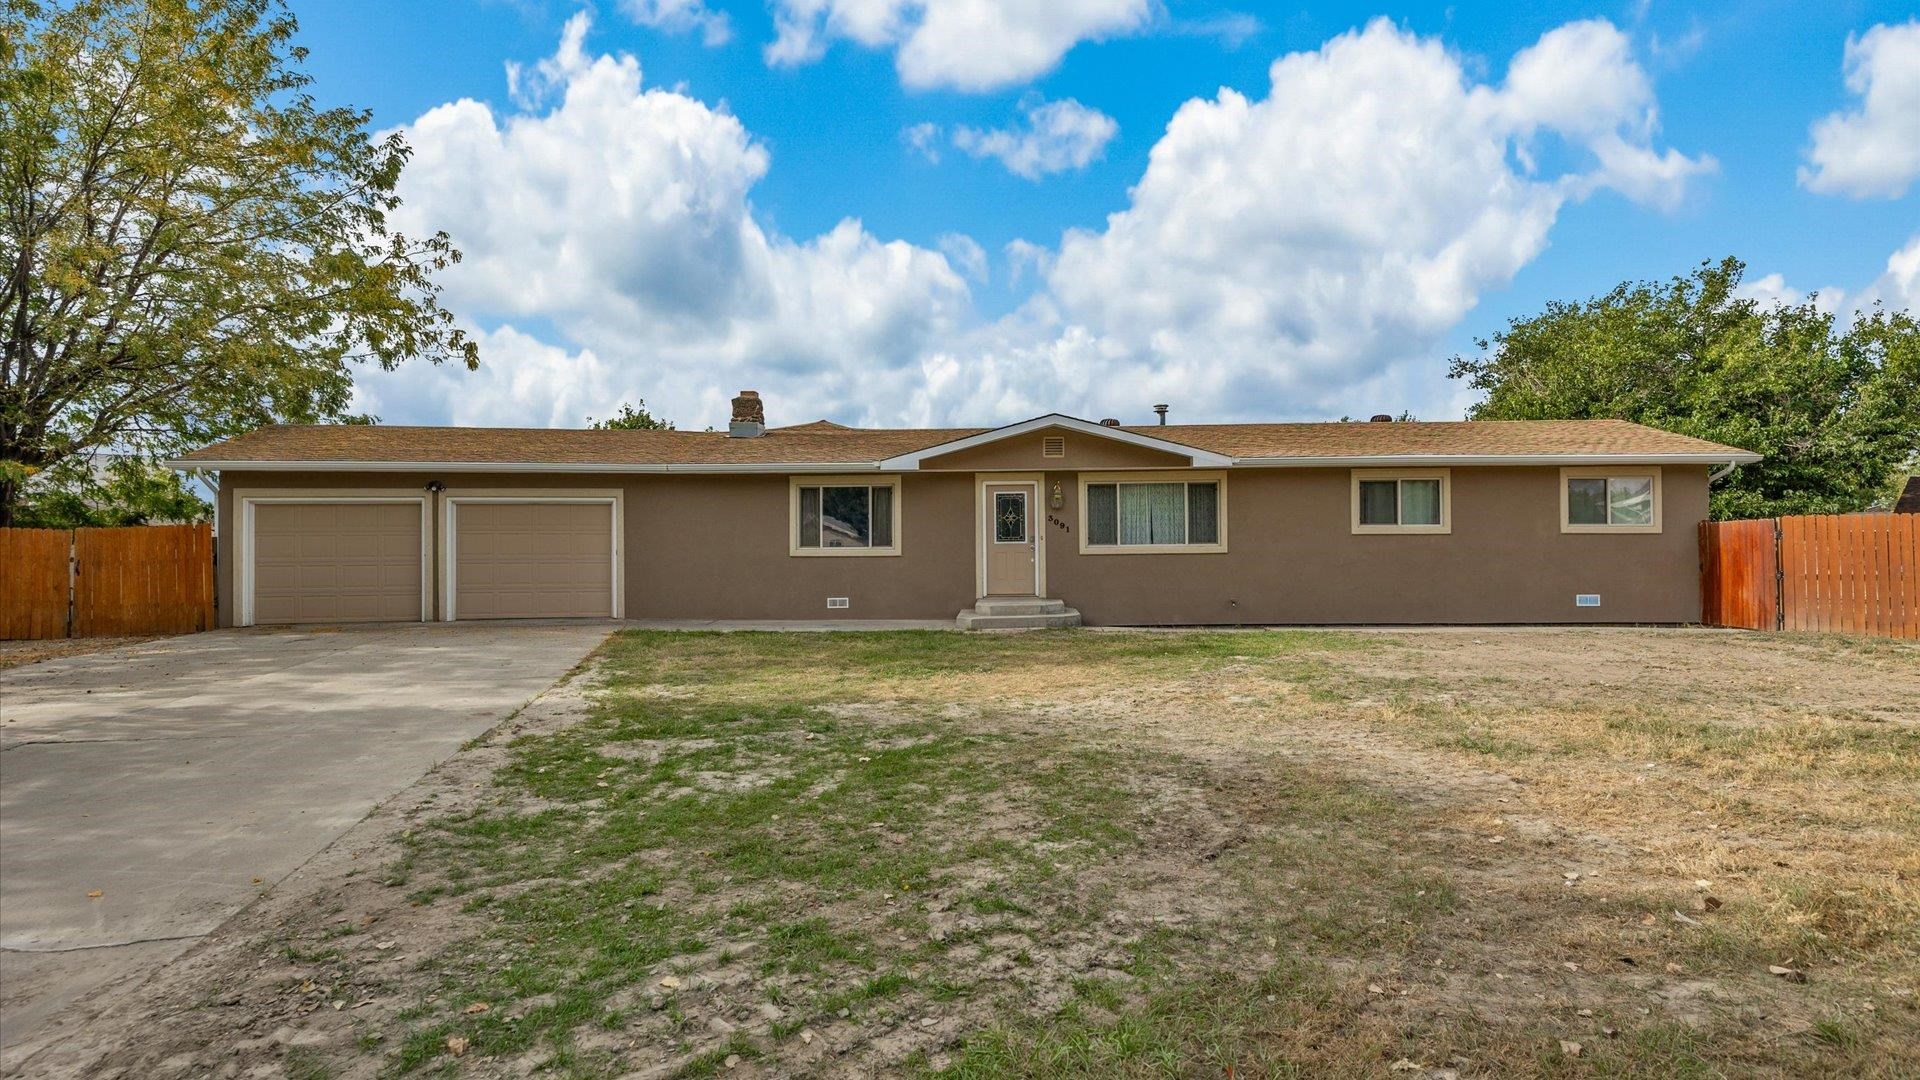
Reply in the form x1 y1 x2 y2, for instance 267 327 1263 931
1042 435 1066 458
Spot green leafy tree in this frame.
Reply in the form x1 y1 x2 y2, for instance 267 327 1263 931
12 453 210 527
588 401 674 430
0 0 477 525
1450 258 1920 519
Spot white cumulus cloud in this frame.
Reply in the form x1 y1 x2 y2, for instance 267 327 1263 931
951 97 1118 179
619 0 732 47
1800 20 1920 199
364 15 1708 430
911 17 1712 423
901 120 942 163
764 0 1151 91
1740 236 1920 318
365 14 970 429
936 233 989 281
1855 235 1920 314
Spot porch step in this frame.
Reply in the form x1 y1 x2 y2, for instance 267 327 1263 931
956 597 1083 630
972 596 1070 616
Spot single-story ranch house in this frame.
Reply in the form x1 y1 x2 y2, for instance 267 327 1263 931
170 392 1761 629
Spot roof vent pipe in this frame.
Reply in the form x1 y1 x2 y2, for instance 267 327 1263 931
1152 404 1169 425
1369 413 1394 422
728 390 765 438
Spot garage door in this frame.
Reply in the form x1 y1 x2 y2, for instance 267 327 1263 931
253 502 424 624
453 502 614 619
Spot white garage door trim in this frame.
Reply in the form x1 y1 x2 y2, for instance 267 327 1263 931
439 490 624 621
232 489 432 627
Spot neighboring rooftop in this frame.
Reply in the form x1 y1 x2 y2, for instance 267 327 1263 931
1896 475 1920 514
170 414 1759 470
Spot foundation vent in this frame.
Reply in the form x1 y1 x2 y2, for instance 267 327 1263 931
1042 435 1066 458
826 597 851 610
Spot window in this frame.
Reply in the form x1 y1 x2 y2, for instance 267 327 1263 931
994 492 1028 542
1350 470 1451 534
791 477 901 555
1079 473 1227 553
1561 469 1661 533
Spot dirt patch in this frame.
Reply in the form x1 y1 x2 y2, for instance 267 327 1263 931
0 636 154 670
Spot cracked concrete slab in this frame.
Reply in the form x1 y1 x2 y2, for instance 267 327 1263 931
0 622 610 1070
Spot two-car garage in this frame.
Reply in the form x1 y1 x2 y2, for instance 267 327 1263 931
237 489 621 625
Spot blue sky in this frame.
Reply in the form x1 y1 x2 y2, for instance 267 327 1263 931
301 1 1920 430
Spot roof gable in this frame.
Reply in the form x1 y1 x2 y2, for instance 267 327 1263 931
879 414 1234 470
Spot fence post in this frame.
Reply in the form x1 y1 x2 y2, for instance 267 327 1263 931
1772 518 1785 632
65 529 77 640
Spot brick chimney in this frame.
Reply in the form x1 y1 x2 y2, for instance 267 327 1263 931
728 390 765 438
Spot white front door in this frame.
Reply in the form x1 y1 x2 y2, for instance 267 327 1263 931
983 483 1037 596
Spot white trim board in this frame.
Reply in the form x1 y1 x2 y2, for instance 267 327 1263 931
881 414 1234 471
172 459 884 474
438 490 625 621
231 489 432 627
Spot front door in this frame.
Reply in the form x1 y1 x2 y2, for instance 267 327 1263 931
983 483 1037 596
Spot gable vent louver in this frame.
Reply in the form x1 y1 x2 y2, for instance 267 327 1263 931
1042 436 1066 458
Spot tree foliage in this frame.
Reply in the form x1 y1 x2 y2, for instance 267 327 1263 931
1450 258 1920 519
10 453 210 527
588 401 673 430
1 0 477 524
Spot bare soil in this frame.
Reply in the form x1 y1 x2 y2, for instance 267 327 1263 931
0 636 154 670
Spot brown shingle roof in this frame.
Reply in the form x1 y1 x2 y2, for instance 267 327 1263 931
1120 419 1748 459
173 417 1754 467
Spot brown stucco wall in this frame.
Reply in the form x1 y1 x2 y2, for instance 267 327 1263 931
214 470 976 627
216 463 1707 627
1042 465 1708 625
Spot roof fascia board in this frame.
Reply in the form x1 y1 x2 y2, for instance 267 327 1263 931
165 460 885 474
879 413 1234 470
1231 452 1763 467
167 450 1761 474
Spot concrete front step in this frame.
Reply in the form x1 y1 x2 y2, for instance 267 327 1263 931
971 596 1070 616
956 604 1083 630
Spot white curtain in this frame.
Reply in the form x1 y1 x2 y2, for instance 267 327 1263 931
1120 483 1186 544
1399 479 1441 525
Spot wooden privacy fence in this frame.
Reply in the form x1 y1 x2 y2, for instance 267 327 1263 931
0 523 214 640
1701 514 1918 638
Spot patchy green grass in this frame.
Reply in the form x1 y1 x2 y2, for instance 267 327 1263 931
338 629 1918 1077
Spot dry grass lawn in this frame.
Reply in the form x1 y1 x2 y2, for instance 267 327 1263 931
53 628 1920 1079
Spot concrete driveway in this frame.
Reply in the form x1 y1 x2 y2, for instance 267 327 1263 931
0 623 610 1069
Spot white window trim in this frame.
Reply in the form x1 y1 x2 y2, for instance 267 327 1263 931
1560 467 1663 534
1350 468 1452 535
975 473 1046 597
1076 470 1229 555
231 488 432 627
439 489 624 621
789 475 904 557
